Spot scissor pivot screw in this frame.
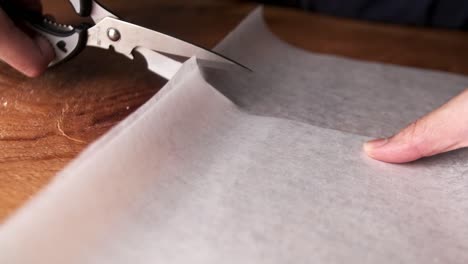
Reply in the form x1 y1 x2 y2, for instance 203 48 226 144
107 28 121 42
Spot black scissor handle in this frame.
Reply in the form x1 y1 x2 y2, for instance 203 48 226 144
0 1 90 67
68 0 93 17
31 19 90 67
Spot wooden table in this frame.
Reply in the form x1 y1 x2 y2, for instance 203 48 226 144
1 0 467 221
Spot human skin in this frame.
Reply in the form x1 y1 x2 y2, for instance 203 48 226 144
0 0 55 77
364 89 468 163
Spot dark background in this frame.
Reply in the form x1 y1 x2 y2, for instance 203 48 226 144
258 0 468 29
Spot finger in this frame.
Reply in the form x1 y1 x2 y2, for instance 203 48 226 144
364 89 468 163
0 8 55 77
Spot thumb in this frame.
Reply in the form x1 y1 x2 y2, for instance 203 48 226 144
364 89 468 163
0 7 55 77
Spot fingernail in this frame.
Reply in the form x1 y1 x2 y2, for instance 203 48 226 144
364 138 389 152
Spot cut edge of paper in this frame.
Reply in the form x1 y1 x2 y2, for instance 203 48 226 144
216 6 468 80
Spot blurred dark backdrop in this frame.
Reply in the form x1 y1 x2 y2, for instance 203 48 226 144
257 0 468 29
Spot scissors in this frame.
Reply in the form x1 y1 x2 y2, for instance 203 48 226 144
2 0 249 79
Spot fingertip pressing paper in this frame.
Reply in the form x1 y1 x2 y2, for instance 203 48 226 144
0 7 467 264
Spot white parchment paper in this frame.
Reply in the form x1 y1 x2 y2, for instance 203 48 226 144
0 8 467 264
211 8 468 137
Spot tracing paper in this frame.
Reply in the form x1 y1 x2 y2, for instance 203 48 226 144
0 8 467 264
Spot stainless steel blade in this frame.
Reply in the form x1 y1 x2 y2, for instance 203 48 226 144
89 0 118 23
68 0 117 22
87 17 250 70
135 47 182 80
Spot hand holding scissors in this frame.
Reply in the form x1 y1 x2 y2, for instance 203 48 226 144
0 0 248 78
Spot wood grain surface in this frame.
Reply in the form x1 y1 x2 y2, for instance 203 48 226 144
1 0 467 221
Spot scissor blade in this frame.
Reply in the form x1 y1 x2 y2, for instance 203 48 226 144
87 17 250 71
68 0 117 22
135 47 182 80
90 1 117 23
